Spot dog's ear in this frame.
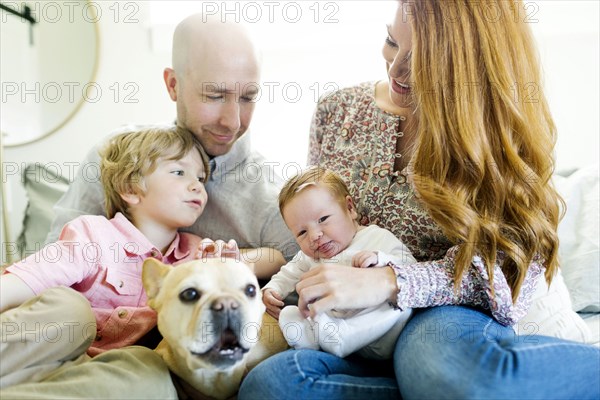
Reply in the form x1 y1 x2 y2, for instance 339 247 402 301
142 257 171 306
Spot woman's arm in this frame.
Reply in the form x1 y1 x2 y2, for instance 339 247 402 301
389 246 544 326
296 246 544 326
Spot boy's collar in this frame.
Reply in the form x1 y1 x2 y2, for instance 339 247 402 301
112 212 189 261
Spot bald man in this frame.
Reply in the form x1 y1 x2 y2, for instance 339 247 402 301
0 15 296 399
46 15 298 278
166 16 260 157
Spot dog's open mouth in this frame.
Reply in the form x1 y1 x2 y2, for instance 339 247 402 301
213 328 246 358
191 328 248 367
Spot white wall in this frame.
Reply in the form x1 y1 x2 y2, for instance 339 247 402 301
2 1 175 244
530 1 599 171
2 0 599 246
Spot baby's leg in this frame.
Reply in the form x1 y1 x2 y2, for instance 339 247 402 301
278 306 318 350
358 308 413 359
317 304 411 358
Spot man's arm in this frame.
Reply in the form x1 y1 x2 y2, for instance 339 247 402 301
241 247 286 280
45 145 106 244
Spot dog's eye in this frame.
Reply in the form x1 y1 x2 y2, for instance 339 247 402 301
179 288 200 303
244 284 257 298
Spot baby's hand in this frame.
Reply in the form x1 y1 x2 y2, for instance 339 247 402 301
262 289 284 319
352 251 379 268
197 238 240 260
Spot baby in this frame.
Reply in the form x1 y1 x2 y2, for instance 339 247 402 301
263 167 416 359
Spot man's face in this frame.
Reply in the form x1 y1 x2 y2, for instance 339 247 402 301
175 51 260 157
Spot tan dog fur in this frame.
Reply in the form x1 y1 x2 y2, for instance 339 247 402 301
143 258 288 400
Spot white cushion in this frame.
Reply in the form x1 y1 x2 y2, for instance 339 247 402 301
516 270 592 343
16 164 69 259
554 166 600 312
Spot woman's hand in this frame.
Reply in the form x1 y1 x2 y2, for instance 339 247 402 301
197 238 240 259
262 288 284 319
296 264 398 319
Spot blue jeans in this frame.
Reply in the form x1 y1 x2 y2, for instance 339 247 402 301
239 306 600 400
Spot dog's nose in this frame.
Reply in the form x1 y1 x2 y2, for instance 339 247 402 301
211 297 240 312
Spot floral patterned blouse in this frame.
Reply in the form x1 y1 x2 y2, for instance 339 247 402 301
308 82 543 326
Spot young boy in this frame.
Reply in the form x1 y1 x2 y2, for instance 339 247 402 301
263 167 416 359
0 126 220 387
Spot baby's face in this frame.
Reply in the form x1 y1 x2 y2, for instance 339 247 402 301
282 185 358 260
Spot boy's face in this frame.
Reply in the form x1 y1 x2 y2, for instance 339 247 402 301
282 185 358 260
130 148 207 230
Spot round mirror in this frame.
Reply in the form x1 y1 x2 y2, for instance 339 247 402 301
1 0 99 147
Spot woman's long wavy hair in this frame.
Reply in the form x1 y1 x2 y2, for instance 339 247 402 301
405 0 563 301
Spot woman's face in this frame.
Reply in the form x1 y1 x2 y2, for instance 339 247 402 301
382 3 414 109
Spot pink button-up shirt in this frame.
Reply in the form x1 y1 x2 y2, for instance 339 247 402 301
7 213 202 355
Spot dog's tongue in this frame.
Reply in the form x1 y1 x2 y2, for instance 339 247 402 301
220 329 238 350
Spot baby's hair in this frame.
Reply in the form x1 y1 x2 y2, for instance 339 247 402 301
100 126 210 219
278 166 351 214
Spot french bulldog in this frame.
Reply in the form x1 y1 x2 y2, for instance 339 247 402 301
143 257 287 400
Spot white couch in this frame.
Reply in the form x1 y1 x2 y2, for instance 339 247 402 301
13 163 600 346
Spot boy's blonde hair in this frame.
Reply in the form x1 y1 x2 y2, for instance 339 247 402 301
278 166 352 214
100 126 210 219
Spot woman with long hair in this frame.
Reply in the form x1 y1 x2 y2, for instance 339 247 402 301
239 1 600 398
